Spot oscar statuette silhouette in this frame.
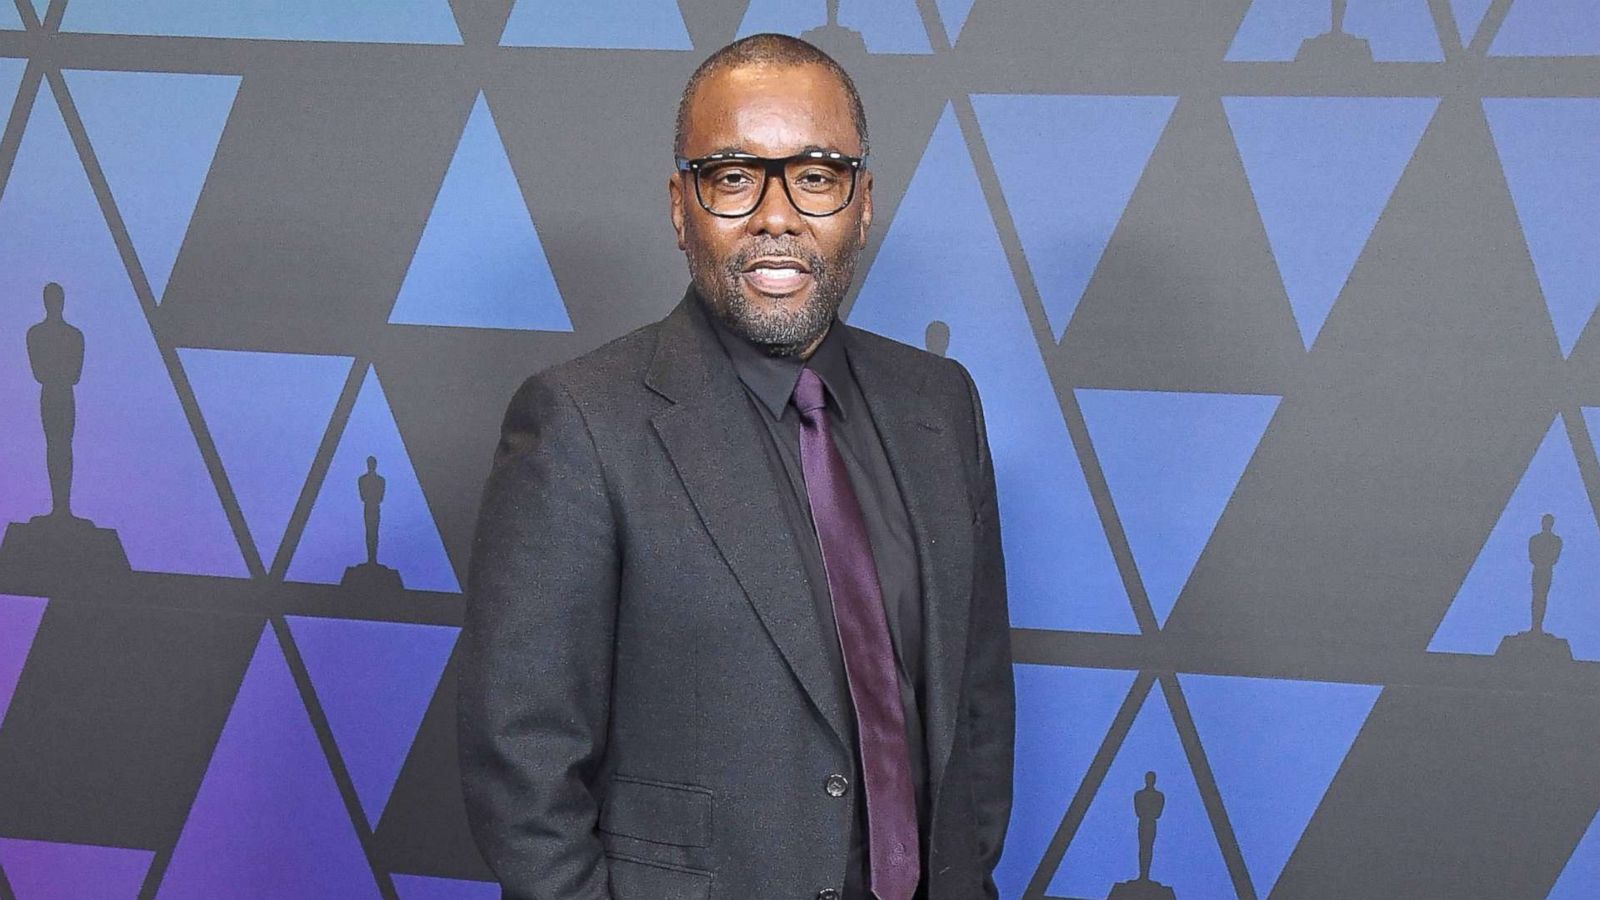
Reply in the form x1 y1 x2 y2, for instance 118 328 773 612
1108 772 1177 899
0 283 130 582
338 454 405 593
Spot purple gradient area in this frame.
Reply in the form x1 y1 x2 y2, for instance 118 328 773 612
180 349 353 566
156 625 382 899
63 70 240 302
1050 683 1232 898
392 873 501 900
0 837 153 900
0 594 48 730
286 616 459 826
0 85 245 576
995 665 1137 900
849 106 1135 635
286 367 460 592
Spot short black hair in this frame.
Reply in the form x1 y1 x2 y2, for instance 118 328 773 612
674 33 869 159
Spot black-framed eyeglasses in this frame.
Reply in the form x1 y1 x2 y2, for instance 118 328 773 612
675 150 865 218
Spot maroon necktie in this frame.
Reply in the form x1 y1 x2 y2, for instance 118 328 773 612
792 366 920 900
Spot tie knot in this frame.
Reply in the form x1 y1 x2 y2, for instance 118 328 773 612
792 367 828 415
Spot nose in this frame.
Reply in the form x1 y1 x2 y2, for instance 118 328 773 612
745 169 805 237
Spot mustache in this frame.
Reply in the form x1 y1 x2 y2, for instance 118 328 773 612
724 239 826 274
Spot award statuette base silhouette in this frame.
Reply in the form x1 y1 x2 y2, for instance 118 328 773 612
1108 877 1177 900
340 560 405 595
0 512 131 580
1295 30 1373 65
1496 629 1574 664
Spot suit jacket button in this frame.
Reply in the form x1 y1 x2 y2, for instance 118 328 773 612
824 774 849 797
816 890 841 900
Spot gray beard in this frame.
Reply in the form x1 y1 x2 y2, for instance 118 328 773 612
687 235 856 358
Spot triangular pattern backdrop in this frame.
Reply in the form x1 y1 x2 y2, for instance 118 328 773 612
850 106 1135 635
0 1 1596 897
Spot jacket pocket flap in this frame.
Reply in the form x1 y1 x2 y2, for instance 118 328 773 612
599 775 713 848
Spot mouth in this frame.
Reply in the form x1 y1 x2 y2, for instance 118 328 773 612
739 256 814 298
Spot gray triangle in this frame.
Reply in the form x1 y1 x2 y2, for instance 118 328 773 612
954 0 1252 82
1163 98 1562 650
1058 95 1302 394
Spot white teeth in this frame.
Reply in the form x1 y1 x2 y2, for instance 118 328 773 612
753 267 803 278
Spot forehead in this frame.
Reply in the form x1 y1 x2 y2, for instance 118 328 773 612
681 62 859 157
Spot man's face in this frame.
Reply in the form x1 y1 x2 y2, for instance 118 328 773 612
669 62 873 358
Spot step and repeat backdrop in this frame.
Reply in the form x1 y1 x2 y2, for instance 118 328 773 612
2 1 1599 898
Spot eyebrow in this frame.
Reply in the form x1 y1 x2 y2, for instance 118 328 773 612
702 143 850 157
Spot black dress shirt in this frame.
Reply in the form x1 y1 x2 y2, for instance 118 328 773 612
707 305 928 899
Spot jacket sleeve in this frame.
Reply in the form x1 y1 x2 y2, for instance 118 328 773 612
458 373 620 900
955 360 1016 898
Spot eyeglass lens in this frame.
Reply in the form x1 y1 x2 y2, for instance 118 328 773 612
696 157 855 217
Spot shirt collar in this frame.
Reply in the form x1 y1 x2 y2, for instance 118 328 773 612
703 293 854 421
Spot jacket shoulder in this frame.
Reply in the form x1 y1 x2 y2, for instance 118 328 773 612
844 323 973 398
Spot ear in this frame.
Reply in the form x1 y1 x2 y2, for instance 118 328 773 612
856 169 874 247
668 171 688 251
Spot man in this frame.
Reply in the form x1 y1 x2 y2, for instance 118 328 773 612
459 33 1014 900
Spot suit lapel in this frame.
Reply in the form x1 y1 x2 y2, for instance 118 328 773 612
647 295 852 748
844 328 974 788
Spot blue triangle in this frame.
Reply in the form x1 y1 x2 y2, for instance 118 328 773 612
0 838 153 900
64 71 239 303
1076 389 1280 626
973 94 1177 341
0 85 245 577
738 0 933 54
500 0 690 49
156 626 383 899
287 367 459 592
1429 416 1600 659
995 665 1137 900
61 0 460 43
1551 810 1600 899
179 350 352 567
0 59 20 101
1226 0 1443 61
935 0 976 45
0 594 48 732
392 873 501 900
389 94 572 332
1050 683 1233 897
1225 96 1437 349
286 617 458 826
1180 674 1380 896
1482 99 1600 357
1451 0 1495 45
1 4 21 29
1490 0 1600 57
28 0 45 20
849 106 1135 635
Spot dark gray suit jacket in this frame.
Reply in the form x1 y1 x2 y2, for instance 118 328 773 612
458 292 1015 900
